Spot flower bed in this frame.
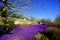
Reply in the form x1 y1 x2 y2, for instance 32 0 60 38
0 24 52 40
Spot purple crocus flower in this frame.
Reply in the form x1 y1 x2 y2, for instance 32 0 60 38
0 37 2 40
0 26 5 30
1 24 54 40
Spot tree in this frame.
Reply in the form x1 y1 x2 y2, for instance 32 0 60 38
40 18 53 26
30 16 38 24
30 16 35 21
53 15 60 28
0 7 7 18
0 0 31 35
45 18 53 26
40 18 47 25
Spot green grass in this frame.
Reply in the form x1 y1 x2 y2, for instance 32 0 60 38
35 33 49 40
34 33 43 40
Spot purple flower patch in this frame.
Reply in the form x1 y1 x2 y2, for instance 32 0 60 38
1 24 54 40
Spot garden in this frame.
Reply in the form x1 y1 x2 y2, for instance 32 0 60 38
0 0 60 40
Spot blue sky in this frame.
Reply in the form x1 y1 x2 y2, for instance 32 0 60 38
0 0 60 20
18 0 60 20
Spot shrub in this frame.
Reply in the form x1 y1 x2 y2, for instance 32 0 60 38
0 19 14 36
41 28 60 40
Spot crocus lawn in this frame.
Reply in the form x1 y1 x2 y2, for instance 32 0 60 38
0 24 53 40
